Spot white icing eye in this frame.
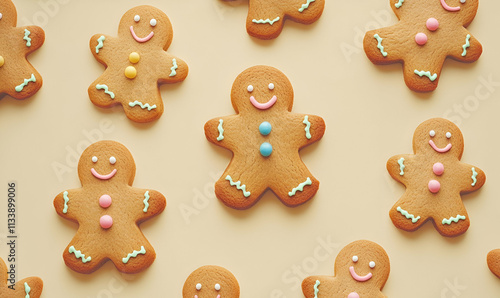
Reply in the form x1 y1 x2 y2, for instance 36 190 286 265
196 283 202 290
92 156 98 163
215 283 221 291
109 156 117 164
352 256 358 262
429 130 436 137
150 19 157 26
268 83 275 90
247 85 254 92
134 15 140 22
0 13 3 20
446 132 452 139
460 0 466 3
369 261 376 268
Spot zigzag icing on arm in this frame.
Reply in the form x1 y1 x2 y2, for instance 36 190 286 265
471 167 478 186
288 177 312 197
374 34 388 57
169 58 178 77
226 175 251 197
129 100 157 111
398 158 405 175
143 191 150 212
15 74 36 92
252 17 280 25
313 280 320 298
442 215 466 225
397 206 420 223
96 84 115 99
63 191 69 214
217 119 224 141
414 70 438 81
25 282 31 298
299 0 316 12
95 35 105 53
395 0 404 8
122 246 146 263
303 116 312 139
69 246 91 263
462 34 471 57
23 29 32 47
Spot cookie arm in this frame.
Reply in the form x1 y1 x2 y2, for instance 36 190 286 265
90 34 116 65
158 54 188 83
387 154 414 184
53 190 77 222
364 25 405 64
18 25 45 54
297 114 325 148
449 31 482 63
17 277 43 298
136 189 166 223
301 276 334 298
459 163 485 193
204 115 239 151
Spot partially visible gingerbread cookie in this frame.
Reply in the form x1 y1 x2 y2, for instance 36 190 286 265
302 240 390 298
487 249 500 278
363 0 481 92
387 118 485 237
183 265 240 298
224 0 325 39
54 140 166 273
89 5 188 122
0 0 45 99
204 65 325 209
0 257 43 297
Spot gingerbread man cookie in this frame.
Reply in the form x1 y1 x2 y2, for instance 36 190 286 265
387 118 485 237
224 0 325 39
363 0 482 92
54 140 166 273
302 240 390 298
89 5 188 123
0 257 43 298
183 265 240 298
0 0 45 99
204 65 325 209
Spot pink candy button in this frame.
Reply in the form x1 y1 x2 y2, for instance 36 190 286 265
99 194 112 208
426 18 439 31
348 293 360 298
433 162 444 175
428 180 441 193
415 33 428 45
100 215 113 229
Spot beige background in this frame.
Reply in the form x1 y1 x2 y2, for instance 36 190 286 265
0 0 499 297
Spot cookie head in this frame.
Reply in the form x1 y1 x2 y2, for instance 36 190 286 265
119 5 173 50
412 118 464 159
230 66 293 114
334 240 390 289
438 0 478 25
0 0 17 28
78 140 136 185
182 265 240 298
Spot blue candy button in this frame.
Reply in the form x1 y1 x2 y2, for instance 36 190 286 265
259 121 272 136
260 142 273 157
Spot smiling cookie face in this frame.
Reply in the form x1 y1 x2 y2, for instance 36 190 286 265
334 240 390 289
78 140 136 186
412 118 464 159
230 65 293 114
118 5 172 50
183 266 240 298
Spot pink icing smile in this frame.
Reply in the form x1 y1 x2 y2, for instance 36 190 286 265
250 95 277 110
429 140 452 153
349 266 372 282
440 0 461 12
91 168 117 180
130 26 154 43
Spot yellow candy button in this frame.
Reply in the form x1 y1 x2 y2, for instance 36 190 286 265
0 56 4 68
129 52 140 64
125 66 137 79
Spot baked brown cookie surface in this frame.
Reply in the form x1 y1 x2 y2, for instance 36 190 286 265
183 265 240 298
0 257 43 298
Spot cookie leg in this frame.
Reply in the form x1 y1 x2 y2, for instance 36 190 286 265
18 277 43 298
88 79 120 108
63 241 104 274
215 173 267 210
487 249 500 278
403 58 444 92
432 205 470 237
273 174 319 207
389 201 428 232
246 2 285 40
285 0 325 24
111 237 156 274
2 65 42 100
122 87 164 123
